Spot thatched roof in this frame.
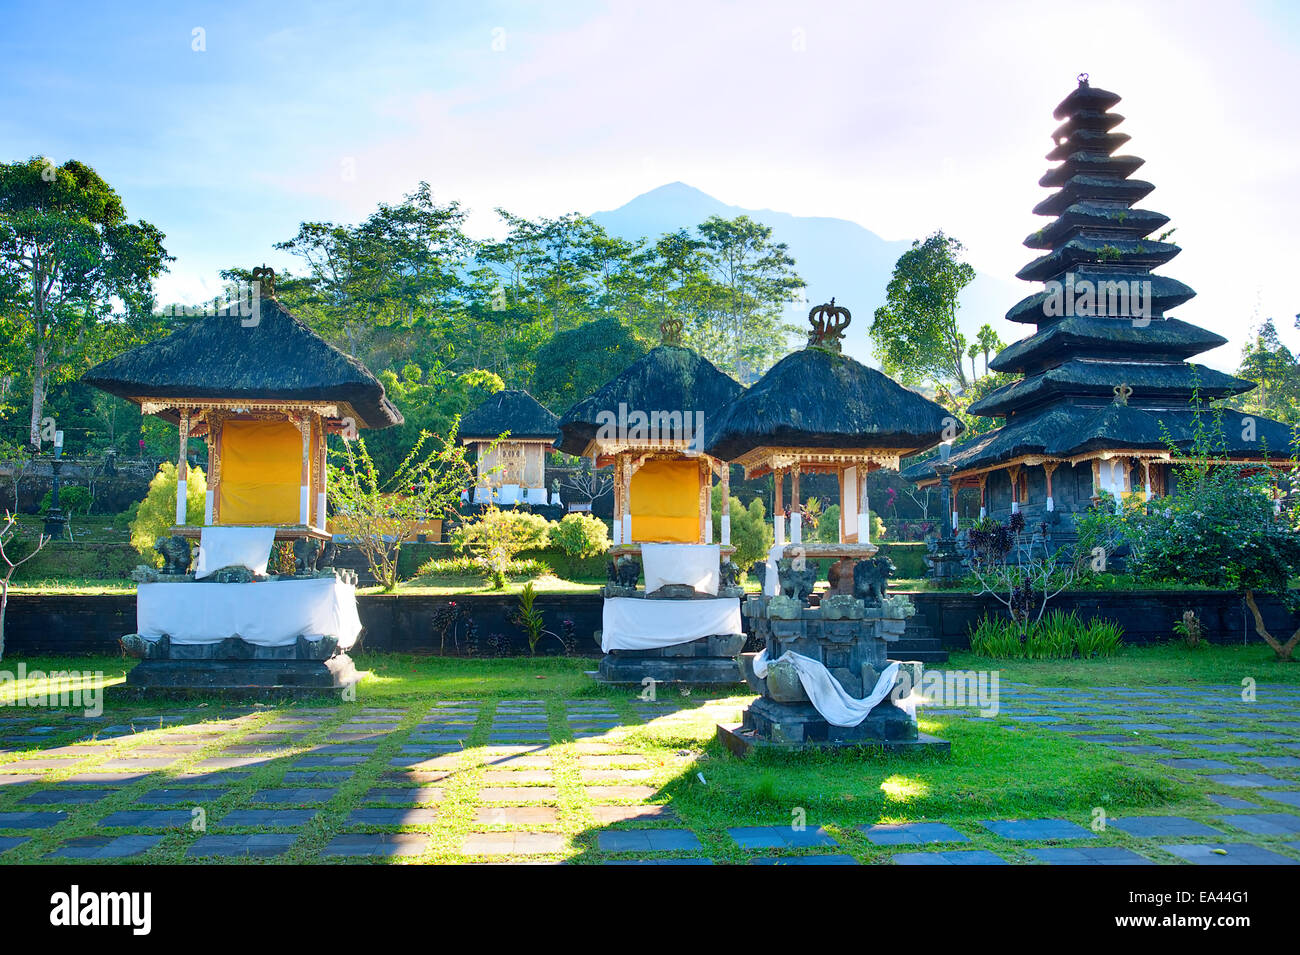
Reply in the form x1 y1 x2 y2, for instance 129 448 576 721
556 345 743 456
901 403 1298 482
82 298 402 429
705 346 957 461
460 389 559 442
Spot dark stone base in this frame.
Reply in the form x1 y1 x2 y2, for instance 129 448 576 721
717 721 951 757
737 695 922 746
118 654 359 700
592 654 741 685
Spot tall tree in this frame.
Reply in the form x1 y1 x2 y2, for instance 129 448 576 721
1238 317 1300 422
531 317 649 411
870 231 975 389
694 215 804 381
0 158 170 446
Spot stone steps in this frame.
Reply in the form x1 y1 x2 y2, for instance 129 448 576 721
890 621 949 664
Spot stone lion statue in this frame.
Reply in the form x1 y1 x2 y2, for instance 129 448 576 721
154 535 192 576
853 555 896 607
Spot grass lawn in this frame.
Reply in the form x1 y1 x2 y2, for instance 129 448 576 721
1 646 1297 864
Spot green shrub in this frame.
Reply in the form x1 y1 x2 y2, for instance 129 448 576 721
415 555 551 581
711 487 773 572
40 485 92 516
547 512 609 558
968 615 1024 657
128 463 207 567
1076 618 1123 658
968 611 1124 659
452 506 553 589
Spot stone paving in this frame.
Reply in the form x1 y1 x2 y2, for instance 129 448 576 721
0 682 1298 864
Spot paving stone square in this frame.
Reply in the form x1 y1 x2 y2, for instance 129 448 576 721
218 809 318 827
980 818 1095 841
1109 816 1224 837
462 831 567 855
0 836 28 854
597 829 702 852
862 822 969 845
0 810 67 829
321 833 429 857
251 788 337 805
1160 842 1299 865
1207 794 1258 809
347 807 439 826
47 835 163 859
1027 847 1153 865
19 787 111 805
1261 790 1300 808
752 854 858 865
1218 812 1300 836
1206 773 1293 788
892 849 1008 865
189 834 298 858
728 825 839 849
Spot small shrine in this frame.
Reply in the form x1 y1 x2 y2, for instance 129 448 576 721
707 301 954 752
557 321 746 684
459 388 560 508
82 277 402 694
902 76 1298 531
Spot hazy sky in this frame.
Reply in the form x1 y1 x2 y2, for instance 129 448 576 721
3 0 1297 370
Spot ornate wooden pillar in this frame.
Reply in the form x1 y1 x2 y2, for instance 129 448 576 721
773 467 785 546
857 464 870 545
621 453 633 544
720 463 731 546
977 473 988 519
316 422 329 530
1007 464 1022 515
1043 461 1059 513
294 413 312 525
176 408 190 526
1143 458 1153 501
789 465 802 544
699 458 711 544
203 414 215 525
611 453 623 545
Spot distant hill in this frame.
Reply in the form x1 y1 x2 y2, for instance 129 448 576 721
590 181 1022 370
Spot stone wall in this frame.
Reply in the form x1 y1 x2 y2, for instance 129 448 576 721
0 456 162 514
2 588 1291 657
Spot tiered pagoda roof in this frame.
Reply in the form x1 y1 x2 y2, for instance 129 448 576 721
904 77 1294 482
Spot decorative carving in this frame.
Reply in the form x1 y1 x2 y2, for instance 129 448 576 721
155 535 192 576
251 263 276 298
807 298 851 351
606 554 641 591
853 555 896 607
293 537 323 576
660 318 683 345
1113 383 1133 406
777 558 817 604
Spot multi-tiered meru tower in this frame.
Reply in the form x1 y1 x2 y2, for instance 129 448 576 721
904 76 1295 530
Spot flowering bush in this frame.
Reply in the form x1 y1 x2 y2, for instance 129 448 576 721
547 512 609 558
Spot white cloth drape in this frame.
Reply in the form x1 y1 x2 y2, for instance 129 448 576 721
753 648 901 727
601 596 741 652
137 578 362 648
762 543 785 596
192 526 276 579
641 543 719 595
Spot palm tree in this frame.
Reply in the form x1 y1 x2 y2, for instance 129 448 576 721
976 324 1003 375
968 342 981 381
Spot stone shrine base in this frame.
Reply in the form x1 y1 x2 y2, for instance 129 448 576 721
117 633 360 700
717 718 951 757
591 633 745 685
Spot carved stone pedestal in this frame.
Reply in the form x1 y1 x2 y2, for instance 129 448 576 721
718 594 949 755
118 633 360 700
594 632 745 685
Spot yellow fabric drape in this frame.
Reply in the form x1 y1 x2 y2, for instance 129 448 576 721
219 419 303 525
630 458 700 543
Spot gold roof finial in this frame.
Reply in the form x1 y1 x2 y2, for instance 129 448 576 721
660 318 683 345
1113 383 1133 405
251 264 277 299
807 298 851 351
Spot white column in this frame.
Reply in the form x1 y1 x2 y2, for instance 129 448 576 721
857 466 870 546
299 417 311 525
789 467 802 544
773 468 785 546
1143 460 1153 501
175 409 190 525
721 467 731 546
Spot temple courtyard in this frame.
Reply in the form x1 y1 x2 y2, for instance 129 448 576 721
1 648 1298 866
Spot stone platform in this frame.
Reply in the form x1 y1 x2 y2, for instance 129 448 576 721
117 633 359 700
592 633 744 685
717 721 951 757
